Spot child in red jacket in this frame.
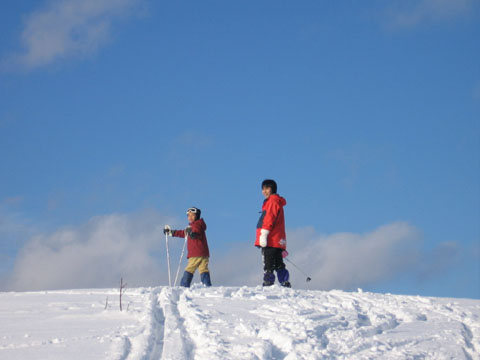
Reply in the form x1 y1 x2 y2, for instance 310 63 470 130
164 207 211 287
255 179 291 287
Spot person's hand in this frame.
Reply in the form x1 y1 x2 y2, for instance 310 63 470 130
163 225 173 236
259 229 269 247
185 226 192 237
282 250 289 258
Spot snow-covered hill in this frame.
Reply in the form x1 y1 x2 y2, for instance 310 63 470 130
0 286 478 359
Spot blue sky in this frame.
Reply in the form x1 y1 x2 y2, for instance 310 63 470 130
0 0 479 298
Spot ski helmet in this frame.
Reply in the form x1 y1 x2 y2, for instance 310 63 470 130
186 207 201 220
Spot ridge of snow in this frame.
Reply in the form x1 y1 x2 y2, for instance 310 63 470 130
0 286 479 359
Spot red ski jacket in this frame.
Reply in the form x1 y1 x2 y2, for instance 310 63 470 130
172 218 210 258
255 194 287 249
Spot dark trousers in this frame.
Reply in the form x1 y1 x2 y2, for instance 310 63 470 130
262 247 286 273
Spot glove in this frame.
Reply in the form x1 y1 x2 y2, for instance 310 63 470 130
282 250 289 258
259 229 269 247
163 225 173 236
185 226 192 237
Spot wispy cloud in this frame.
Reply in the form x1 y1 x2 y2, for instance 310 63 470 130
385 0 475 28
2 211 465 293
2 196 25 207
213 222 463 292
214 222 422 290
4 210 180 291
4 0 144 70
288 223 422 290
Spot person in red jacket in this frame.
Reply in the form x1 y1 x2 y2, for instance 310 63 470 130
164 207 211 287
255 179 291 287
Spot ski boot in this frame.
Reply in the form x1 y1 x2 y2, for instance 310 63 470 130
263 271 275 287
201 272 212 287
180 271 193 287
277 268 290 288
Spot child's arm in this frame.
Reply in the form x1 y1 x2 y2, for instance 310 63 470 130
164 225 203 239
172 229 185 238
164 225 185 238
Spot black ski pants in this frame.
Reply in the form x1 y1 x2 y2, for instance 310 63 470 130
262 247 286 273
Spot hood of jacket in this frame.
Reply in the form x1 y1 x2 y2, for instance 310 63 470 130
265 194 287 207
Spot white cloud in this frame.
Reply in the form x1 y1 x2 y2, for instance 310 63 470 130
213 222 423 290
386 0 475 28
5 0 143 70
291 223 422 290
2 212 463 293
5 210 180 291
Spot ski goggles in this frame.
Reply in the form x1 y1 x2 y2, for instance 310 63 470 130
186 207 199 215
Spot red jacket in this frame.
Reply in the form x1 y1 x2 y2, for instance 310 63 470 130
172 218 210 258
255 194 287 249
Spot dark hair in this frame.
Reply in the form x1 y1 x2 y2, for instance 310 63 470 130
261 179 277 194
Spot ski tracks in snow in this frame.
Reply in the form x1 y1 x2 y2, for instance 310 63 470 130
107 288 164 360
110 286 480 360
159 288 194 359
110 287 194 360
2 287 476 359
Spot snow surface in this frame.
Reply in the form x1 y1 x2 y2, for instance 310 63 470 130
0 286 479 359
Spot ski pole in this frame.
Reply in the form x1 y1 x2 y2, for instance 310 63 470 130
173 234 188 286
284 257 312 282
165 232 172 287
